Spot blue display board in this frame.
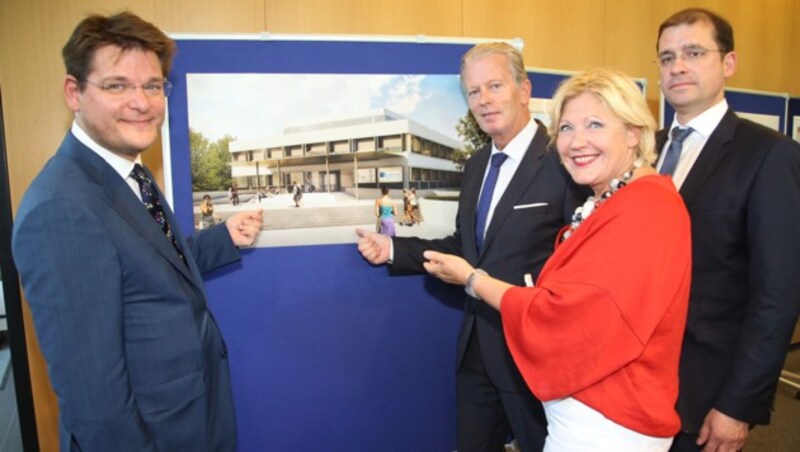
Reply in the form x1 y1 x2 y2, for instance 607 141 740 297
165 36 481 451
527 67 646 98
660 87 789 133
528 68 574 98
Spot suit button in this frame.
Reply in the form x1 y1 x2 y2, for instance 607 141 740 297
220 349 228 358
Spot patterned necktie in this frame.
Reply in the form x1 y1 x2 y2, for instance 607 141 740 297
130 164 186 264
475 152 508 253
660 127 693 176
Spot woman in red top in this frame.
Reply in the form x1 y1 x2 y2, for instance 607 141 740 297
423 69 691 451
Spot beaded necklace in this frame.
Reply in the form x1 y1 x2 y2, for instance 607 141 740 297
562 159 642 241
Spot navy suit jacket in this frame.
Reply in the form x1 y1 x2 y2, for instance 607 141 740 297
13 132 241 451
657 109 800 431
391 121 587 391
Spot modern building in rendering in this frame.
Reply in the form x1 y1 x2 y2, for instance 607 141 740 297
227 108 463 196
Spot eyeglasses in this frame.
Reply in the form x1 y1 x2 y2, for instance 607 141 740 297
655 46 726 68
82 79 172 97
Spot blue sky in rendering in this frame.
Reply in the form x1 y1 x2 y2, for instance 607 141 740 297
186 73 469 143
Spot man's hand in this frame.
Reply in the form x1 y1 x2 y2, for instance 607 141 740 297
356 228 391 264
422 250 473 286
697 408 749 452
226 210 263 247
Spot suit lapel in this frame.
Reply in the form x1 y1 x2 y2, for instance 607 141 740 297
655 129 668 157
62 134 201 289
678 109 738 204
157 184 206 284
480 121 549 256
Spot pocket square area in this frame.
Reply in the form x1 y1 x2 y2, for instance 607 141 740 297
513 202 548 210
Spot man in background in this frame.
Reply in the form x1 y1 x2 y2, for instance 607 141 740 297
655 8 800 451
357 42 586 451
12 11 262 451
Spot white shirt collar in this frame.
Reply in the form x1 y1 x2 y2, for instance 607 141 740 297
71 121 142 180
669 99 728 139
491 118 537 161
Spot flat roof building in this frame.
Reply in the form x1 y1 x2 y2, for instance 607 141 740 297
228 108 463 196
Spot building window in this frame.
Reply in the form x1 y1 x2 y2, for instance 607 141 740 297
379 135 402 151
411 136 423 153
306 142 326 156
331 140 349 154
355 138 375 152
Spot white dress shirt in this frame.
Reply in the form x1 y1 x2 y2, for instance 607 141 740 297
477 118 538 238
657 99 728 189
71 121 144 201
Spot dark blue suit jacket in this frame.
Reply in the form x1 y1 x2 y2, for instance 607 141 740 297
657 109 800 432
13 132 241 451
391 121 586 392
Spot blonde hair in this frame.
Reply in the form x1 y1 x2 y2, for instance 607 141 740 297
548 69 657 166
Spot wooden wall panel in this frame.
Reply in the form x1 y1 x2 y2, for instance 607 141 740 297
264 0 463 36
2 1 798 450
462 0 606 72
793 0 800 97
153 0 266 34
721 1 795 94
605 0 662 112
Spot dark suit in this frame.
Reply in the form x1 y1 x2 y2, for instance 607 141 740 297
12 132 241 451
656 109 800 449
391 121 586 451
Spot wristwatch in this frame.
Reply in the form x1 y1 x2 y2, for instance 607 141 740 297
465 269 488 299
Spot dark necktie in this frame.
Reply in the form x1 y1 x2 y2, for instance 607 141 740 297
660 127 693 176
130 164 186 264
475 152 508 253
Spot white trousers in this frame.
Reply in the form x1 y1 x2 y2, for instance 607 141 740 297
543 397 673 452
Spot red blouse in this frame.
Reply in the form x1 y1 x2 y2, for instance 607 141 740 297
500 175 691 437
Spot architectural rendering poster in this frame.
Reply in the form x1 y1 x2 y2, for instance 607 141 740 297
186 73 468 248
